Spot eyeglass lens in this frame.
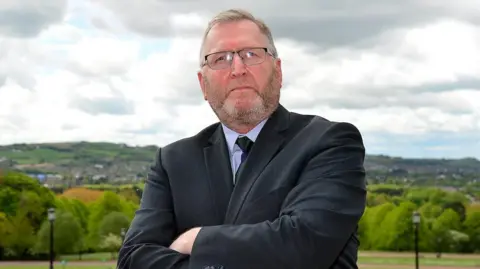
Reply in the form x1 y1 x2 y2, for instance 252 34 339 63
206 48 266 69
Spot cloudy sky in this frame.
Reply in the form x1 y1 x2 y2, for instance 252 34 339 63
0 0 479 159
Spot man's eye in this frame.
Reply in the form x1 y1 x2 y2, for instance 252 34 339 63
214 56 225 63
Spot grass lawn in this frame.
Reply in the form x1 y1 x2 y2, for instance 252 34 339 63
4 264 115 269
358 251 480 267
3 251 479 268
60 252 115 261
59 251 480 265
358 256 479 266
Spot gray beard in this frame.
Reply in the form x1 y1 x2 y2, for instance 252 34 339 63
205 73 279 127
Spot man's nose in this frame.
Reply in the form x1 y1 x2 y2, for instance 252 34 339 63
230 54 247 77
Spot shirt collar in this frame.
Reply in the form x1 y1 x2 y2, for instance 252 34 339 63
221 118 267 155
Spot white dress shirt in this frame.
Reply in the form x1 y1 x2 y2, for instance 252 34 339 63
221 119 267 182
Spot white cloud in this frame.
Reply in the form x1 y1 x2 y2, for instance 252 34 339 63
67 37 140 77
0 0 479 159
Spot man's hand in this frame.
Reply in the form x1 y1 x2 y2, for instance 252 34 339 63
169 227 202 255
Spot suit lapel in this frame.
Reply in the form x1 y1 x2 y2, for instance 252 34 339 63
203 125 234 223
224 105 290 223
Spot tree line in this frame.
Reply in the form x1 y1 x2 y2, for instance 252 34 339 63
0 171 479 261
360 185 480 254
0 171 138 260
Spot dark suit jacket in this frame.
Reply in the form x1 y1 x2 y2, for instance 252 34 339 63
117 105 367 269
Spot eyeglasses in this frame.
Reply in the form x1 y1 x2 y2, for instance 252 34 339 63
202 47 272 70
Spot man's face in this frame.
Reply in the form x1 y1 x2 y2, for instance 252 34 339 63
198 20 282 125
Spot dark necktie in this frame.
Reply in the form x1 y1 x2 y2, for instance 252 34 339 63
235 136 254 178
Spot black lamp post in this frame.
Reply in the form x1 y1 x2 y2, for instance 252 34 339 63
412 211 420 269
48 208 56 269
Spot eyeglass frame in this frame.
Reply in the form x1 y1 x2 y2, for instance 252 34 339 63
201 47 275 70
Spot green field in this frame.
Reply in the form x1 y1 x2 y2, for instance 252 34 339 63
2 251 479 268
0 142 157 165
359 256 478 266
0 263 115 269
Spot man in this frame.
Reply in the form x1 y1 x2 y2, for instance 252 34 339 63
117 9 366 269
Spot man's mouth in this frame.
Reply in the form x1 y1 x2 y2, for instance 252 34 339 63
231 86 254 91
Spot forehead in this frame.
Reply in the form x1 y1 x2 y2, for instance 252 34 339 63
203 20 268 54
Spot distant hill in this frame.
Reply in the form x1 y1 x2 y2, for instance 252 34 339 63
0 141 479 183
0 142 158 178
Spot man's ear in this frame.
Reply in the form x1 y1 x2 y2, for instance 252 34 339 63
275 58 283 88
197 70 207 100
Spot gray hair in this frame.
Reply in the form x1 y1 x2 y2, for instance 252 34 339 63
198 9 278 67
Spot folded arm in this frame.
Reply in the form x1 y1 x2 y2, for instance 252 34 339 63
189 122 367 269
117 148 189 269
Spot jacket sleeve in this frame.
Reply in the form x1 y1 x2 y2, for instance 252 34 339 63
117 148 189 269
189 122 367 269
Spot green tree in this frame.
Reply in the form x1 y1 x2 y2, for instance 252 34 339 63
431 208 462 253
0 188 18 216
441 192 468 222
364 202 395 249
56 197 90 233
34 211 84 255
419 202 443 220
86 191 135 249
462 211 480 252
98 211 130 238
427 188 448 205
357 208 369 249
376 201 431 251
366 193 390 207
1 209 36 258
448 230 470 253
0 171 56 231
405 188 431 206
0 212 7 248
99 233 123 259
118 188 140 204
